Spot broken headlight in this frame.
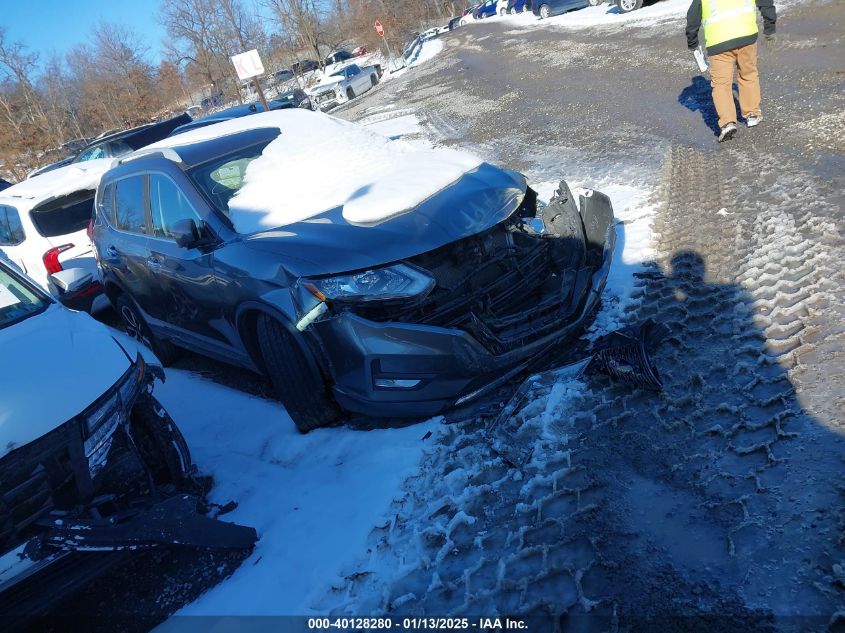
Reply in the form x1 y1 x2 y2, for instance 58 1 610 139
304 263 435 303
83 354 146 475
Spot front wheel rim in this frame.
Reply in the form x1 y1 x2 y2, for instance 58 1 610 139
620 0 636 9
541 6 549 17
121 305 151 348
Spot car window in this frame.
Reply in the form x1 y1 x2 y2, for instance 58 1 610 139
188 142 269 218
149 174 201 239
77 144 106 162
0 265 49 330
108 140 134 157
0 206 25 246
349 65 360 75
98 183 116 224
29 191 94 237
114 176 148 234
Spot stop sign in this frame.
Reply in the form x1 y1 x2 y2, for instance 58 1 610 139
374 20 384 36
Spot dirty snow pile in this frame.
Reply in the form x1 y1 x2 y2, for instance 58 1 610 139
153 371 441 618
153 109 481 233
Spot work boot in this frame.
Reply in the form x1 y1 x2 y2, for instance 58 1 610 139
718 122 737 142
746 113 763 127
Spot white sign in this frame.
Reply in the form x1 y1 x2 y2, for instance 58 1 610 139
231 49 265 80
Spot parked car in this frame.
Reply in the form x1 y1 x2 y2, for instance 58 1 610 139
291 59 320 75
91 110 615 433
0 178 11 192
324 50 353 66
168 98 303 136
71 114 193 165
27 157 74 179
201 94 225 110
474 0 499 18
272 68 295 84
277 88 312 110
0 160 113 310
0 258 257 621
533 0 589 18
307 63 380 111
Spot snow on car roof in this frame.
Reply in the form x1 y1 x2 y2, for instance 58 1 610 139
0 159 112 210
147 109 483 233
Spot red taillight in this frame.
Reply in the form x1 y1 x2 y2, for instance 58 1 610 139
87 218 94 241
43 244 74 274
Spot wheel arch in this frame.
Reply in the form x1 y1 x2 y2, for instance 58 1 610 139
235 301 330 382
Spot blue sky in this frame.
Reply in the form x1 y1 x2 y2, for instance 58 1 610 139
3 0 167 63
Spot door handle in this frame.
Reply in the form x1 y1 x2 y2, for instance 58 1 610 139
106 245 118 257
146 257 162 269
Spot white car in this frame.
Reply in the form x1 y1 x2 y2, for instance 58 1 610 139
0 258 256 617
307 63 380 111
0 160 111 310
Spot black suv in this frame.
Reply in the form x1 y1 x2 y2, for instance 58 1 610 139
92 112 614 433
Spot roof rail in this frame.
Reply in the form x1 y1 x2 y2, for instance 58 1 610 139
113 147 185 169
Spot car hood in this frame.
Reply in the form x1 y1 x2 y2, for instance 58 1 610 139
242 162 527 277
310 78 343 92
0 305 138 457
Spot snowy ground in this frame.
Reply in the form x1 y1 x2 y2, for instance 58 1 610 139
55 0 843 626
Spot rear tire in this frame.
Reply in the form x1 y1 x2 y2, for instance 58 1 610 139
539 4 551 18
115 294 179 366
499 8 506 15
616 0 642 12
256 314 339 432
371 74 378 87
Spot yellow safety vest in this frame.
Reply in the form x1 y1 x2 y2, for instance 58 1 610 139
702 0 758 49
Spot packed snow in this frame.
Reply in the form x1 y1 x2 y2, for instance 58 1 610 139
151 110 481 233
0 158 111 206
153 371 441 618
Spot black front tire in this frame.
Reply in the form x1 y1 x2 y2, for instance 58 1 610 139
116 294 179 365
346 87 355 100
256 314 339 432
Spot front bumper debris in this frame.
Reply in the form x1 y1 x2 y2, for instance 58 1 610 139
312 180 617 418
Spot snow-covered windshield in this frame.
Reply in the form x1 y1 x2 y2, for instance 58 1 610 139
189 143 269 216
0 266 50 329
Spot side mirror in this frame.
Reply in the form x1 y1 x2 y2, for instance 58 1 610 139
49 268 94 294
172 218 201 249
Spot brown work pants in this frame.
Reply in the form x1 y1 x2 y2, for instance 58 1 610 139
709 42 762 128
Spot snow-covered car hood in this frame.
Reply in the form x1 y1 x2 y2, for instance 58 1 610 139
0 304 153 457
241 162 527 277
308 77 344 92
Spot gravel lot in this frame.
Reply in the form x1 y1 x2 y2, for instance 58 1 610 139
320 1 845 628
44 1 844 628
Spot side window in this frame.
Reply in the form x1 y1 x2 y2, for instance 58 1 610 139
98 183 115 224
0 206 25 246
77 144 106 162
108 140 134 158
348 65 360 76
149 174 201 239
114 176 148 234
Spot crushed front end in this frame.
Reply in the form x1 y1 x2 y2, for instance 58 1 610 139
0 356 257 619
309 180 616 417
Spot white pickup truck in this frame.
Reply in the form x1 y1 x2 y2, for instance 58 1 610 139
308 63 380 111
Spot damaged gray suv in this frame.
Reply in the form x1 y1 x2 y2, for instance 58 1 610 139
92 111 615 431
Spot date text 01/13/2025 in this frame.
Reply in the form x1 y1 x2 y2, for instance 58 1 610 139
307 617 529 630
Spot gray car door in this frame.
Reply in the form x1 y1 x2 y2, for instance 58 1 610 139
143 172 231 354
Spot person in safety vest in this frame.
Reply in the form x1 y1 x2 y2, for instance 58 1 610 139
686 0 777 142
